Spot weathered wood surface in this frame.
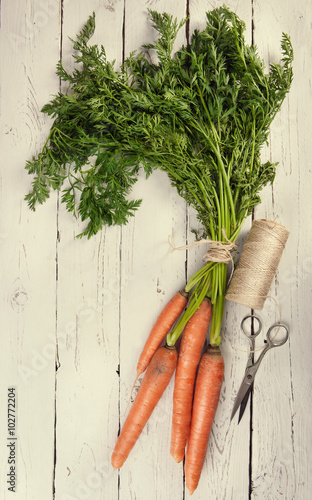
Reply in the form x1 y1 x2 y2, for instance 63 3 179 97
0 0 311 499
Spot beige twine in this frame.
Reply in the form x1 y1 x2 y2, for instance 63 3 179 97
225 219 290 310
168 231 236 265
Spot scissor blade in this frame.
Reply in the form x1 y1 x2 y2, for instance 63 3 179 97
238 383 253 423
231 376 253 421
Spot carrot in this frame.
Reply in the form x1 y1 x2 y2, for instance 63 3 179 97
136 290 188 376
170 297 212 463
112 345 178 469
185 347 224 495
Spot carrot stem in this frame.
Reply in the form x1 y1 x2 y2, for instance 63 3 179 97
166 273 211 346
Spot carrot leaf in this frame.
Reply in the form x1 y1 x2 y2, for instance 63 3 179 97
24 6 293 342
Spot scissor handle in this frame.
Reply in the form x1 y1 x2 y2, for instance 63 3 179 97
240 314 262 338
248 322 289 379
266 323 289 347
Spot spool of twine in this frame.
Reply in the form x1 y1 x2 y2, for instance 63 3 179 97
225 219 290 310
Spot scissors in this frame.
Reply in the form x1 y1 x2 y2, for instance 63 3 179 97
231 315 289 423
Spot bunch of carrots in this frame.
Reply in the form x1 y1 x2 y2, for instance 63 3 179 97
111 290 224 495
20 4 293 493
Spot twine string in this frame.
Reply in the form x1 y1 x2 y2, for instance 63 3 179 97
168 231 236 266
169 219 289 353
225 219 289 311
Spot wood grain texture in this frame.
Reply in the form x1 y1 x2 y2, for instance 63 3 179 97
53 3 125 500
0 1 60 498
0 0 311 499
119 3 188 498
186 3 253 499
252 0 312 498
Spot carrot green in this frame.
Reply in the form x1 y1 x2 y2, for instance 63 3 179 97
25 6 293 345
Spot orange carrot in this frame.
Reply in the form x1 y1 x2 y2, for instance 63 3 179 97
185 347 224 495
170 297 212 463
136 290 188 376
112 345 178 469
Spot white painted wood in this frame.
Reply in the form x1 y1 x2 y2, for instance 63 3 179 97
252 1 312 498
0 1 311 499
0 1 59 498
185 3 253 499
53 3 125 500
119 2 188 498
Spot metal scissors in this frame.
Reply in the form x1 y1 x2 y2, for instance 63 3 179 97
231 314 289 423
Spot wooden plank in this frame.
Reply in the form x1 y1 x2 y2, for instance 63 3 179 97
52 3 125 500
1 1 311 499
252 0 312 498
183 2 254 499
0 0 59 498
118 2 188 498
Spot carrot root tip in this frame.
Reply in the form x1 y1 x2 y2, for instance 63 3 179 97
170 451 184 463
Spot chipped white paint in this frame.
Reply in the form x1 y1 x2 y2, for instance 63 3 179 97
0 0 311 499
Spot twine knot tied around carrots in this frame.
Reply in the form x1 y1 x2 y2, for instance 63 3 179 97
168 233 236 265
